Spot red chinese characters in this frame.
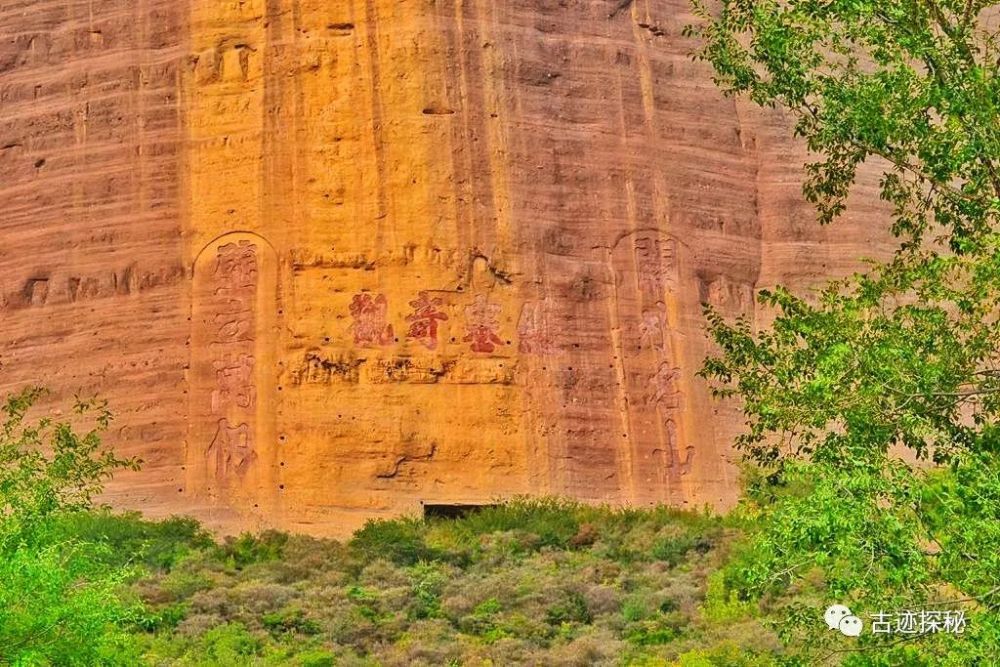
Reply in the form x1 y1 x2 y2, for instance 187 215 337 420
349 293 394 347
211 242 257 345
206 418 256 480
211 353 256 414
464 294 504 353
405 291 448 350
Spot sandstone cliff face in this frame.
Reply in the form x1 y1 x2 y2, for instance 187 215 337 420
0 0 894 535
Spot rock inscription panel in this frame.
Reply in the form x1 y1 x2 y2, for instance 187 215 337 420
610 231 692 504
188 234 278 511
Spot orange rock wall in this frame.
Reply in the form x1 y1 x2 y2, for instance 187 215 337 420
0 0 894 535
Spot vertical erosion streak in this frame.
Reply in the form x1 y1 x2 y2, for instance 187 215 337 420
363 0 389 253
260 0 296 517
603 2 689 506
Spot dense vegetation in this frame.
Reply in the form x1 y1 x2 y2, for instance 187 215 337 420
38 505 775 666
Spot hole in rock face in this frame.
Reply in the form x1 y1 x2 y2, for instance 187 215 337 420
422 104 455 115
422 503 496 520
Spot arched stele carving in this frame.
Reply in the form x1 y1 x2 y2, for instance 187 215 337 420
607 229 691 505
186 232 278 513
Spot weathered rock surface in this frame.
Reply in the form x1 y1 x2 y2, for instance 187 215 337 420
0 0 894 535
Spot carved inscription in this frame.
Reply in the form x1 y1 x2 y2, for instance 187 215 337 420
702 274 754 314
637 309 688 478
517 300 554 354
0 265 185 313
647 362 681 409
405 291 448 350
24 278 49 306
349 293 394 347
206 418 256 480
212 353 256 413
216 241 258 289
205 241 258 478
634 235 677 295
291 350 363 385
661 420 695 473
638 306 666 352
189 234 277 508
463 294 504 353
611 231 692 505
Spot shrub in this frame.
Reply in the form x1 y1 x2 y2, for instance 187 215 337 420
350 517 442 566
700 571 755 623
622 607 688 647
0 388 141 546
49 510 213 571
450 498 582 549
0 541 143 665
216 530 289 570
0 388 144 664
134 601 189 632
407 562 447 620
545 591 593 627
459 597 505 637
346 585 385 622
262 607 322 636
159 568 216 601
188 623 264 663
294 650 337 667
674 642 778 667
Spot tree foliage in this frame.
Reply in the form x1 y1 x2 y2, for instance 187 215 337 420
0 387 143 666
688 0 1000 662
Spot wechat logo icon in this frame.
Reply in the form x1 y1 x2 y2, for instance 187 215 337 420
825 604 863 637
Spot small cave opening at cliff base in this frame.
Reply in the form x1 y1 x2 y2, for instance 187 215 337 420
422 503 497 520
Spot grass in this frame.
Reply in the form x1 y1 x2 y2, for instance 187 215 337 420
55 500 781 666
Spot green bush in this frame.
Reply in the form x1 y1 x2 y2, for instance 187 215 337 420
545 590 593 627
262 607 322 636
407 562 446 620
0 388 145 665
3 464 754 666
346 585 384 622
449 498 583 549
216 530 289 570
48 510 213 571
350 516 442 566
0 540 143 665
294 650 337 667
190 623 263 663
700 571 756 623
459 597 506 638
134 601 189 632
